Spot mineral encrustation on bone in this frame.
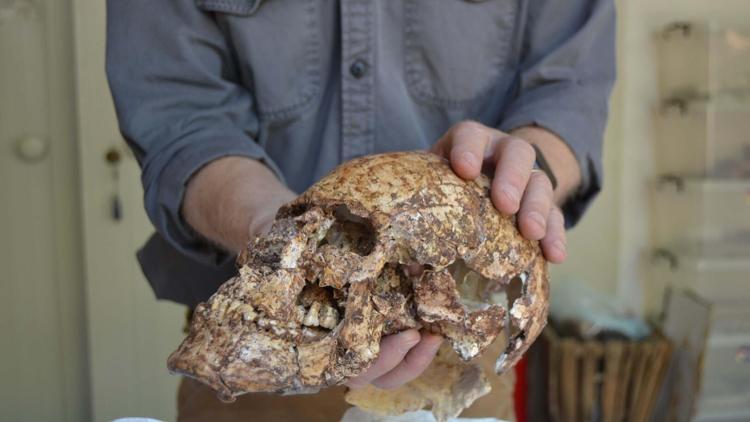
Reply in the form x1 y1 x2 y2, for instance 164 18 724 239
167 152 549 419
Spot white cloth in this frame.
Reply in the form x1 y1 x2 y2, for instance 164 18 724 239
340 407 505 422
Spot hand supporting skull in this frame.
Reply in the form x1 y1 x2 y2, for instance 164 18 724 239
167 152 549 418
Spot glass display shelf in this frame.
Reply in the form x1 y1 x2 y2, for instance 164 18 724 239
654 21 750 419
651 250 748 306
701 335 750 406
696 395 750 422
657 22 750 101
651 177 750 252
655 100 750 177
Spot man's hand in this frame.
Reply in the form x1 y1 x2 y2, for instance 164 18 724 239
350 121 582 392
432 121 582 264
347 329 443 390
183 157 447 392
183 156 296 254
184 123 582 393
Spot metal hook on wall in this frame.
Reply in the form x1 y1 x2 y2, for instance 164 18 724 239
652 248 679 271
662 22 693 39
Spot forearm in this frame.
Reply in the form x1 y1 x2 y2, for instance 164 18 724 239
511 126 582 206
182 156 296 254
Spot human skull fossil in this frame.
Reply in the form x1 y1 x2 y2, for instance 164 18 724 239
168 151 549 417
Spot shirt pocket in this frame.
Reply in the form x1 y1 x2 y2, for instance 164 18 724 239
404 0 518 107
195 0 322 121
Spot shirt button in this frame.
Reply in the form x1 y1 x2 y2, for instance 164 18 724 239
349 59 368 79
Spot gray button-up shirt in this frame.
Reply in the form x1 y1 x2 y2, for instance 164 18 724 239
106 0 616 307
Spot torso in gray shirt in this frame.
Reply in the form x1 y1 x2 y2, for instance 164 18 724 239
106 0 616 307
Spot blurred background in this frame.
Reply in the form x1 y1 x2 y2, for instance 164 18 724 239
1 0 748 421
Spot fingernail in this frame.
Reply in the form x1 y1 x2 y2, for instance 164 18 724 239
403 330 421 346
460 151 478 168
529 212 546 231
501 185 520 204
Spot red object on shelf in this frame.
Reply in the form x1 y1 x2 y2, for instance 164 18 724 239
514 355 528 422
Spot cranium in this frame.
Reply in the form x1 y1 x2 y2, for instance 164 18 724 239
168 151 549 419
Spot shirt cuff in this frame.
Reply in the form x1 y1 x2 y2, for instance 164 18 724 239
500 83 607 228
143 133 284 267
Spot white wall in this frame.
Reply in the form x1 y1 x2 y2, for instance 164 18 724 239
617 0 750 313
550 1 626 297
72 1 185 421
550 107 623 294
557 0 750 313
0 1 88 421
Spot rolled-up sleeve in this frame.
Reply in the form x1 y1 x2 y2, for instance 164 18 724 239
106 0 282 264
500 0 616 227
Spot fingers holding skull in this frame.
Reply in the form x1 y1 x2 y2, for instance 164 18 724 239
348 122 566 390
346 329 442 390
517 169 554 241
371 332 443 389
431 120 567 264
541 205 567 263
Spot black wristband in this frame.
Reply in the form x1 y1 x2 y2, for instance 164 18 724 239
531 144 558 190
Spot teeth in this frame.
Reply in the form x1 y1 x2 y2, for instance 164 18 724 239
300 301 339 329
211 297 254 322
303 302 321 327
295 305 307 324
319 305 339 329
301 326 327 340
256 318 274 329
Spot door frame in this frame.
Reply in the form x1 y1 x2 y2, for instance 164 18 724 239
71 1 185 420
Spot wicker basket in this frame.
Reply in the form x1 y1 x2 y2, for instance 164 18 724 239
544 326 672 422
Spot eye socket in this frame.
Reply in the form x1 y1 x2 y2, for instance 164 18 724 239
317 205 376 256
506 274 524 310
448 259 492 311
448 261 530 337
296 281 345 333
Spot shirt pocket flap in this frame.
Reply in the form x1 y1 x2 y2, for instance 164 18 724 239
195 0 266 16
